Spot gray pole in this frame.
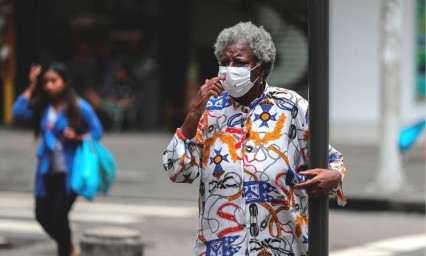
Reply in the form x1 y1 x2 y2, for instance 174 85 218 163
376 0 405 195
308 0 329 255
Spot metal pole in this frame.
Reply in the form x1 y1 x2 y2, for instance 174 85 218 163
308 0 329 255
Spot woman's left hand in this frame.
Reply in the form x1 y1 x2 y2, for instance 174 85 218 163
63 127 83 141
294 169 342 198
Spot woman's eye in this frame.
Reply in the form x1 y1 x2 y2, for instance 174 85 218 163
235 61 248 67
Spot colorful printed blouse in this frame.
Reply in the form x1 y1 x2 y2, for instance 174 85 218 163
163 84 346 256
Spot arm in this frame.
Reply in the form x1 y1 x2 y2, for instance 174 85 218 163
162 75 224 183
294 147 347 206
63 99 103 141
162 115 205 183
293 98 347 206
12 64 42 122
12 95 35 122
181 76 224 138
327 146 347 206
79 99 104 140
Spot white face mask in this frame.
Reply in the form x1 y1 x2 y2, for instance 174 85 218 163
218 65 260 98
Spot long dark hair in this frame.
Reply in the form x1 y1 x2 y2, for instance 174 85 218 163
30 63 84 138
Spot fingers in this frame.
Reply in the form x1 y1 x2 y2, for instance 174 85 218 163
299 168 321 177
29 64 42 84
295 169 341 198
190 75 225 115
63 127 76 140
30 64 42 74
294 178 315 190
295 179 328 198
203 76 224 98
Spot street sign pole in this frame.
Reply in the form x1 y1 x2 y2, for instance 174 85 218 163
308 0 329 255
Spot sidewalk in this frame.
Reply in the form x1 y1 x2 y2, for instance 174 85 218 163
329 124 425 213
328 141 425 213
0 127 423 212
0 127 424 255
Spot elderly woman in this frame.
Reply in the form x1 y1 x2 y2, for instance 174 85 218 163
162 21 346 256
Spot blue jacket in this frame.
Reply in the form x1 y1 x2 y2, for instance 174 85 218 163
12 95 103 197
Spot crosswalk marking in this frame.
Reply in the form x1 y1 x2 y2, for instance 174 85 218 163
74 201 197 217
2 192 424 256
0 219 43 234
0 192 197 235
0 192 198 217
330 233 426 256
0 197 197 218
0 207 140 223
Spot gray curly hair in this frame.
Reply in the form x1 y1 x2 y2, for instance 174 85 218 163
213 21 276 77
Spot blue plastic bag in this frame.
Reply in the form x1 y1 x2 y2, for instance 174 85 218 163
399 119 426 152
71 138 100 201
92 139 116 194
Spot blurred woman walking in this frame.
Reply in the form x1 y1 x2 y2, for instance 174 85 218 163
12 63 103 256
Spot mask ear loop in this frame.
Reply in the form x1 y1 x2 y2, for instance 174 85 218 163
251 64 265 91
250 64 260 71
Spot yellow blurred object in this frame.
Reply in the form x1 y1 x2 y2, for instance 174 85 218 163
0 0 16 125
3 77 14 124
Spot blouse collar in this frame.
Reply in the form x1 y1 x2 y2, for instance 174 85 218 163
233 83 269 112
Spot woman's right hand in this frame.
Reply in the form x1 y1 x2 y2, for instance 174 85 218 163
22 64 42 99
181 76 225 138
28 64 42 90
190 76 224 116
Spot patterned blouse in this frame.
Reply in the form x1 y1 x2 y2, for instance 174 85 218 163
163 84 346 256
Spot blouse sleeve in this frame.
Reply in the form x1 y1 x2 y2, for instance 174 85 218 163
327 146 347 206
79 99 103 140
12 95 35 122
301 98 347 206
162 115 206 184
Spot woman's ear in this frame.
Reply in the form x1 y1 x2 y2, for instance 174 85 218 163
260 63 266 73
260 66 267 80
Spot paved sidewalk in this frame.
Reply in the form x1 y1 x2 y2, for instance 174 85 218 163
0 127 424 256
329 124 425 213
0 127 424 211
329 140 425 213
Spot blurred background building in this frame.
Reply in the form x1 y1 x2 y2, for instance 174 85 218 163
0 0 424 136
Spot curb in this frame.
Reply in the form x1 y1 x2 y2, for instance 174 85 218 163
329 197 425 214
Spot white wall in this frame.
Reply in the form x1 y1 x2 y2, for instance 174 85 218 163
401 0 425 125
329 0 424 143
